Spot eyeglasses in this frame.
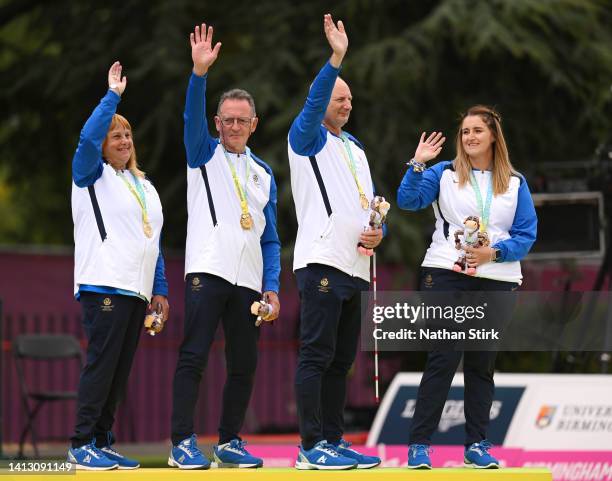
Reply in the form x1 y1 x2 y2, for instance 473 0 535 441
219 117 253 127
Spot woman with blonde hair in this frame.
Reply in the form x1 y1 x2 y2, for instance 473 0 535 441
68 62 169 470
397 105 537 469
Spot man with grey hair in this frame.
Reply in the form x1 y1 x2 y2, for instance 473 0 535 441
169 23 281 470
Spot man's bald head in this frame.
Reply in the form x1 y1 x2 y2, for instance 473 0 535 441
323 77 353 135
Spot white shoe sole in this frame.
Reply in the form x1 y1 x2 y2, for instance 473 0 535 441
356 462 381 469
212 452 263 469
117 464 140 470
464 461 499 469
407 463 432 469
211 462 262 468
68 452 118 471
295 461 356 470
74 463 118 471
168 456 210 470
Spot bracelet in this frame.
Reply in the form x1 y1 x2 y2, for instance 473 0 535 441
407 158 426 173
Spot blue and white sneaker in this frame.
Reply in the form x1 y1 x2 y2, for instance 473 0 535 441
407 444 432 469
168 435 211 470
295 440 357 470
213 439 263 468
99 445 140 470
67 442 118 471
332 439 381 469
464 440 499 469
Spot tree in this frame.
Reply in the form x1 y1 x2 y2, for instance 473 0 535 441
1 0 611 271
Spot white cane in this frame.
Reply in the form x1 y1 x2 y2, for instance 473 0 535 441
373 251 380 404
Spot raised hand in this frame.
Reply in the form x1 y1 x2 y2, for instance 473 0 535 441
413 131 446 164
191 23 222 76
324 13 348 67
108 61 127 96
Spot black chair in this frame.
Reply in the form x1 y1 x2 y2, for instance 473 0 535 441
13 334 83 458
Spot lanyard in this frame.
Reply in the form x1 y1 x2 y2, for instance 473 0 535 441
469 170 493 232
223 146 254 229
338 133 369 209
118 171 152 237
223 147 251 212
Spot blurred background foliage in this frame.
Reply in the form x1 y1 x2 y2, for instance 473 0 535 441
1 0 612 270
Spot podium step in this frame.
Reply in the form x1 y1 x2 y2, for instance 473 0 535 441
8 467 552 481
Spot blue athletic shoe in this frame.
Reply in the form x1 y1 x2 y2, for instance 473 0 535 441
295 440 358 470
99 445 140 470
213 439 263 468
168 435 211 470
464 440 499 469
407 444 432 469
332 439 381 469
67 442 118 471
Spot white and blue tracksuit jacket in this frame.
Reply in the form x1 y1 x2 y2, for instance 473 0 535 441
184 73 280 293
71 90 168 302
288 61 385 283
397 160 537 284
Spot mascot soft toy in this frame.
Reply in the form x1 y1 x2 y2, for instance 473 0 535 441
251 298 273 327
358 196 390 256
452 216 489 275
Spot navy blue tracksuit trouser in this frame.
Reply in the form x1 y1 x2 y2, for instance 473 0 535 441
408 267 518 446
71 292 146 448
295 264 369 450
171 273 260 446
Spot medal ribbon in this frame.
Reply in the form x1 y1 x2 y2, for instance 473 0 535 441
338 133 367 205
469 171 493 232
223 146 251 218
118 171 150 230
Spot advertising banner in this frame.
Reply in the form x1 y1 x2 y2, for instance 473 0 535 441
504 375 612 450
367 373 612 451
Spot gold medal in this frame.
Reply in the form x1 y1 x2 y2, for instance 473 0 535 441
360 194 370 210
143 221 153 238
240 213 253 230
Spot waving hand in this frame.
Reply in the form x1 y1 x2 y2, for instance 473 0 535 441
413 132 446 164
324 14 348 68
108 61 127 96
191 23 222 76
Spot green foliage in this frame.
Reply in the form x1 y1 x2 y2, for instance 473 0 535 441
1 0 611 273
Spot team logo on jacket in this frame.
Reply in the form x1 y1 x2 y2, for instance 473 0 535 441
102 297 114 312
252 174 260 186
191 276 202 292
318 278 330 293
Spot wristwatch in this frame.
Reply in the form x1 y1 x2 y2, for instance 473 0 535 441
492 248 501 262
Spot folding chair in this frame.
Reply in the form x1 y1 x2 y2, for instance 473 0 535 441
13 334 83 458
